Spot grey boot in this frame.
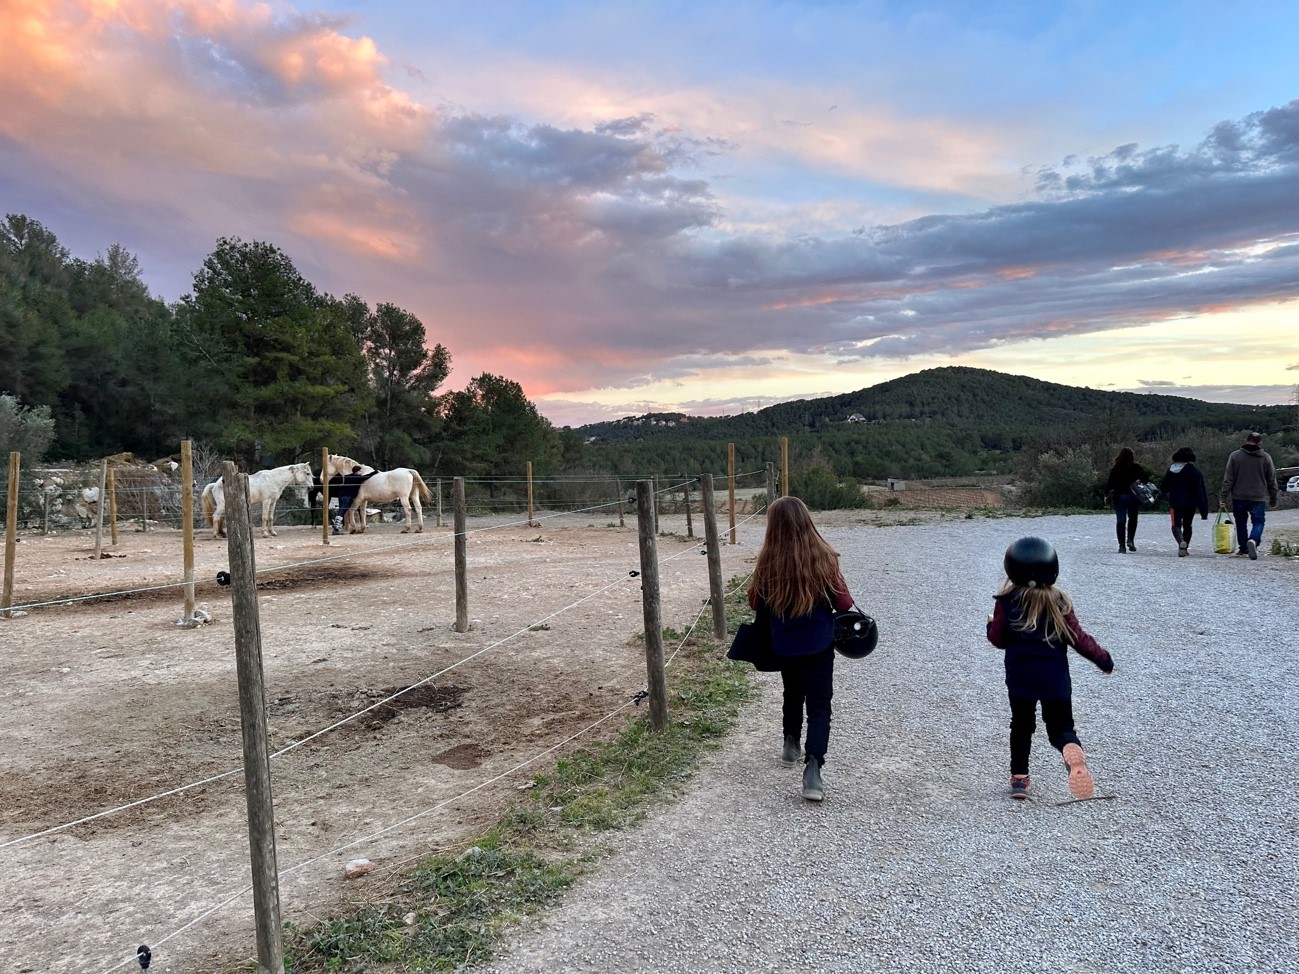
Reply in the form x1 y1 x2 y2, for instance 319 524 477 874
781 735 802 768
802 758 824 801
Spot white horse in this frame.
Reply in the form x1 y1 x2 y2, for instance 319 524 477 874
326 454 431 533
200 462 314 540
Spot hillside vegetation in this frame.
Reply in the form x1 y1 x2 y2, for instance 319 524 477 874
578 367 1295 481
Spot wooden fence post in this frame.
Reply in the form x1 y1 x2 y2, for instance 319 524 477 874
652 475 660 534
108 466 119 546
180 440 195 621
453 477 468 633
320 447 331 545
683 476 694 538
436 477 443 528
140 482 148 533
780 436 789 497
222 462 286 974
93 459 108 560
2 452 18 619
766 462 776 511
727 443 737 545
636 481 668 732
526 461 536 527
701 474 727 641
615 479 624 528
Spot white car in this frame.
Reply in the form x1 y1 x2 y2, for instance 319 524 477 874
1288 475 1299 493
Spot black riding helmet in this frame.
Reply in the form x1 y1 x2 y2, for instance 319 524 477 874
1004 536 1059 586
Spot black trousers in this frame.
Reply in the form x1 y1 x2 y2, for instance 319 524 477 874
1008 695 1080 776
1170 507 1197 544
780 648 834 764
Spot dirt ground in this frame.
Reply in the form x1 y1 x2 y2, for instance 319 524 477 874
0 510 765 974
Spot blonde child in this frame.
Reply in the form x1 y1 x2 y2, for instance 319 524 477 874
986 537 1113 800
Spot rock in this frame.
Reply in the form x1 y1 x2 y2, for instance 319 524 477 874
403 912 417 926
344 858 374 880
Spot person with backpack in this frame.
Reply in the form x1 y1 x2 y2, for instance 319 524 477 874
1105 448 1148 553
1159 447 1210 557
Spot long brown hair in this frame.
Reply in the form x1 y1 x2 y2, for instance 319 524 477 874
748 496 842 619
997 578 1075 645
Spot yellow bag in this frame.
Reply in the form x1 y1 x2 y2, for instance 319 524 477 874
1214 510 1234 554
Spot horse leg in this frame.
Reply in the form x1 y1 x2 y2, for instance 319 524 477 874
412 491 424 533
400 497 412 533
266 499 278 537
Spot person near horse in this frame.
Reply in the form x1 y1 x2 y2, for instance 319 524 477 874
1220 432 1278 560
1105 448 1147 553
1159 447 1209 557
332 466 370 535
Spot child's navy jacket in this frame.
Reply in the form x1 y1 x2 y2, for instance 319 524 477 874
986 593 1113 700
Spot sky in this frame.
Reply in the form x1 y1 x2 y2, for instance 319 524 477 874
2 0 1298 427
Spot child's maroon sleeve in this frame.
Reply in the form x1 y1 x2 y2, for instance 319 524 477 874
829 572 853 611
986 600 1011 647
1065 610 1114 673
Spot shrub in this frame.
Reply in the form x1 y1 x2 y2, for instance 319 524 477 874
1018 447 1099 508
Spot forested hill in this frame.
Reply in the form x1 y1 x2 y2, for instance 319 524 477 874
577 368 1294 480
580 368 1287 442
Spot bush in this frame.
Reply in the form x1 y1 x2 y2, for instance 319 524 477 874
0 394 56 462
790 465 869 510
1018 447 1099 508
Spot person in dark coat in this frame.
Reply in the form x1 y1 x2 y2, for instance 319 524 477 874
987 537 1113 801
1105 447 1148 553
1159 447 1210 557
747 496 853 802
332 466 372 534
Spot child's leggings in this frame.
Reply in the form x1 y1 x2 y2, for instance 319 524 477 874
1008 695 1081 776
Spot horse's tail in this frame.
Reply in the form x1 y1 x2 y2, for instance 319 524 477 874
200 483 216 526
411 470 432 502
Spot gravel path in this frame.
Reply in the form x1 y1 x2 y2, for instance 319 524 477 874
483 511 1299 974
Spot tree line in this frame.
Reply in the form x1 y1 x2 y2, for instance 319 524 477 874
0 214 564 481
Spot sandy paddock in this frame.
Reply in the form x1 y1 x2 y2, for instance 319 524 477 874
0 511 760 973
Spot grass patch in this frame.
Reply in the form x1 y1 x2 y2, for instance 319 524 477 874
280 584 756 974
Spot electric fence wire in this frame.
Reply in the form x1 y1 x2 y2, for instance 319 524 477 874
1 483 758 850
91 505 767 974
0 476 703 614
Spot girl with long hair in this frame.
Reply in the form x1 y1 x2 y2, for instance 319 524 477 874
986 537 1114 800
747 496 853 801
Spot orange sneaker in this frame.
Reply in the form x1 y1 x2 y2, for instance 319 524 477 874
1010 774 1031 800
1062 743 1094 800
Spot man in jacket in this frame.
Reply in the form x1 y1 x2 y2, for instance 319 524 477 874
1220 432 1279 559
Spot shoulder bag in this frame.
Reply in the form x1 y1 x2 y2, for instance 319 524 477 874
727 605 781 671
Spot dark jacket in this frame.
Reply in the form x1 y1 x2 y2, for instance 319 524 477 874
1221 444 1278 505
749 571 852 658
1106 460 1147 497
1160 462 1209 518
987 591 1113 700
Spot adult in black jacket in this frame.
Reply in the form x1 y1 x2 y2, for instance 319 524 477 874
1159 447 1209 557
1105 448 1147 553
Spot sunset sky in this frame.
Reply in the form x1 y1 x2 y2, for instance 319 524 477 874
3 0 1297 426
